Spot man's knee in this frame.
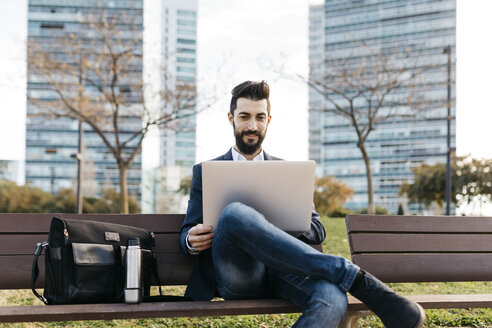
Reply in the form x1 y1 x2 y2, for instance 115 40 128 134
219 202 259 228
221 201 245 218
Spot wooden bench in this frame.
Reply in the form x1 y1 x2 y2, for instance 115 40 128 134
343 214 492 327
5 213 489 327
0 213 323 324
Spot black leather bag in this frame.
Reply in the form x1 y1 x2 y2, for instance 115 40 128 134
31 217 161 305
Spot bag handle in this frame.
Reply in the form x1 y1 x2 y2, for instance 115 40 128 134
32 242 49 305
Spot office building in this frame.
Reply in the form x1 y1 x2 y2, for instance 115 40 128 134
142 0 197 213
158 0 197 169
309 0 456 213
26 0 143 199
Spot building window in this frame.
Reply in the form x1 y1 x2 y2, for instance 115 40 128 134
177 38 196 45
40 23 64 29
177 10 196 17
177 20 196 27
177 48 195 54
177 57 195 63
177 67 196 73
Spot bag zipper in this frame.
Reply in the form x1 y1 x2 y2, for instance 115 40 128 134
62 219 69 246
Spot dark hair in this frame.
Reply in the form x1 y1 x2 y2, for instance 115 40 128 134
230 80 271 116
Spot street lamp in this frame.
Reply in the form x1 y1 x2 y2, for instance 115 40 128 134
71 58 86 214
71 120 84 214
443 45 452 216
45 149 57 194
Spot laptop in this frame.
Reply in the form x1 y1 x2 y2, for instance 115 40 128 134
202 160 316 234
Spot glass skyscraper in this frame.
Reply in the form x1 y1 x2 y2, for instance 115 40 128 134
26 0 143 199
158 0 197 169
309 0 456 213
141 0 197 213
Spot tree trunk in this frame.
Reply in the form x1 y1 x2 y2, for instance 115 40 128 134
118 165 129 214
358 142 375 214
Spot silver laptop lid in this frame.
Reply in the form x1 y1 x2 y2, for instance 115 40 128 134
202 161 316 233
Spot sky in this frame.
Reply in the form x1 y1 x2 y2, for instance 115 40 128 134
0 1 26 161
455 0 492 159
0 1 491 164
195 0 313 162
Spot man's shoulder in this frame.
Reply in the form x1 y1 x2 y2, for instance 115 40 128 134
263 151 283 161
192 151 232 171
206 149 233 162
212 154 230 161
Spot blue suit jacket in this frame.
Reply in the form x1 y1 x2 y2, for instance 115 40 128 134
179 149 326 301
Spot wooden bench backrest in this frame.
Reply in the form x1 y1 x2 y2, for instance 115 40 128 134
0 214 193 289
346 214 492 283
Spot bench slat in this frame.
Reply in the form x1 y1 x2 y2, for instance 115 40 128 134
0 214 184 233
0 235 48 255
0 234 183 255
346 215 492 233
0 299 301 323
350 233 492 253
352 253 492 282
345 294 492 312
406 294 492 309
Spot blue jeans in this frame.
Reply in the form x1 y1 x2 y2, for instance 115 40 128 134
212 202 359 328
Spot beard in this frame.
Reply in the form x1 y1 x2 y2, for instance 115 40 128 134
233 124 266 155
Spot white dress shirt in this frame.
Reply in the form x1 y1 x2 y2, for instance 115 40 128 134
231 146 264 161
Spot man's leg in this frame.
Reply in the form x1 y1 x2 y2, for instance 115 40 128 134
215 202 425 328
214 202 358 293
269 271 347 328
212 229 347 328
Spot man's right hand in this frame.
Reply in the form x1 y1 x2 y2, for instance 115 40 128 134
187 224 214 251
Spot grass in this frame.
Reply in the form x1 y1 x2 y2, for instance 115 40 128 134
3 217 492 327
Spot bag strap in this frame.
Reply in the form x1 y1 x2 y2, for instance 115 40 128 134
152 252 162 296
143 252 189 302
149 232 162 296
32 242 49 305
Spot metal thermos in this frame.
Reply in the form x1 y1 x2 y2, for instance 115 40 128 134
124 238 142 304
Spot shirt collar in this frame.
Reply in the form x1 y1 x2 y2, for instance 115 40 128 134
231 146 264 161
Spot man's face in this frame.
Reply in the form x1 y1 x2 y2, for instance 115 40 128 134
228 98 271 155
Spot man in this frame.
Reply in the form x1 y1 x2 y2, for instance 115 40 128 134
180 80 425 327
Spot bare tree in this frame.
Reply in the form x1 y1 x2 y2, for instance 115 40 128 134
28 10 200 213
305 45 438 214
